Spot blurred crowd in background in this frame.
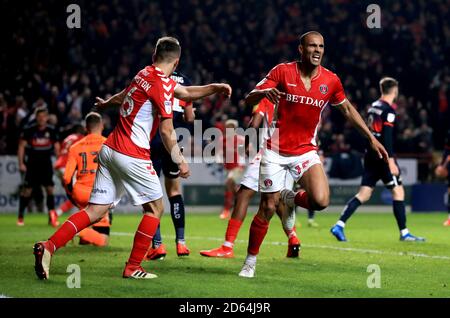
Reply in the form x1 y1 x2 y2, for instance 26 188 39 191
1 0 449 182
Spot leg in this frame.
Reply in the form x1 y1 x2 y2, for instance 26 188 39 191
298 164 330 211
33 203 110 280
329 186 373 242
221 175 235 219
17 186 32 225
123 199 163 279
200 185 255 258
276 200 301 257
239 192 278 278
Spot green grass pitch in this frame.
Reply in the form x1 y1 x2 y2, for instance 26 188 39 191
0 211 449 298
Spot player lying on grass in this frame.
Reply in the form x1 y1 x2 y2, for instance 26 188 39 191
238 31 388 278
200 98 300 259
33 36 232 280
329 77 425 242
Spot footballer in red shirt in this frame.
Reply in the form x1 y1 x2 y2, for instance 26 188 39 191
200 98 301 259
239 31 388 278
33 37 232 280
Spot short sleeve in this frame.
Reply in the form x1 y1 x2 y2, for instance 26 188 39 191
149 78 176 119
256 64 282 90
384 111 396 127
329 75 347 106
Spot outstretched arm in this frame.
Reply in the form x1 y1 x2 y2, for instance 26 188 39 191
94 89 127 110
245 88 285 107
337 99 389 162
174 84 232 102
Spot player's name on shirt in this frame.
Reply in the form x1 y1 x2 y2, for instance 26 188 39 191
134 74 152 92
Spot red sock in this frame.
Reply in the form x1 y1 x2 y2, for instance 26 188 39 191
224 191 233 210
284 225 298 238
294 191 310 209
225 218 243 245
247 215 269 256
127 214 160 267
60 200 74 213
48 210 91 252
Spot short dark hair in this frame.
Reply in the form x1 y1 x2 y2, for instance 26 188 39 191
379 77 398 94
85 112 102 130
154 37 181 63
299 31 323 46
34 106 48 117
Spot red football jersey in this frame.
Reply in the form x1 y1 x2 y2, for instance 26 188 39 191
105 65 177 160
252 98 275 147
54 133 84 169
256 62 346 155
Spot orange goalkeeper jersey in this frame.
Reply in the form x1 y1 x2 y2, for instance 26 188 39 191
63 133 106 188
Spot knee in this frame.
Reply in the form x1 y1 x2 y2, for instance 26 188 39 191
310 192 329 211
259 196 278 220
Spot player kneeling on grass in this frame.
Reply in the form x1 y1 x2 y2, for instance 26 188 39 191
60 112 111 246
49 124 85 227
33 36 232 280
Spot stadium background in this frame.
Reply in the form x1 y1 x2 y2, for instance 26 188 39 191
0 0 448 212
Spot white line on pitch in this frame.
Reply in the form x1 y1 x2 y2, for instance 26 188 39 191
111 232 450 261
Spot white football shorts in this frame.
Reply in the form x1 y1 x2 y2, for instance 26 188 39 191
241 150 296 192
89 145 163 207
259 148 322 193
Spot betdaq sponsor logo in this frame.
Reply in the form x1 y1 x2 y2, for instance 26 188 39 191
285 94 326 108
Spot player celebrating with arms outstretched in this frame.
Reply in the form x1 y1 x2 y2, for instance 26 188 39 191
33 37 231 280
239 31 388 278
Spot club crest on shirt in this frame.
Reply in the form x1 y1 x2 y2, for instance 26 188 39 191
164 101 173 114
319 84 328 95
263 178 273 187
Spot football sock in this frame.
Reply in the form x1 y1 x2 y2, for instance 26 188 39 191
127 214 160 267
48 210 91 252
244 254 257 266
169 195 185 242
78 228 107 246
294 191 310 209
57 200 74 216
247 215 269 256
339 196 362 223
308 209 315 220
224 218 243 247
46 194 55 211
284 225 297 239
152 225 162 248
224 190 233 211
18 195 31 219
393 200 407 231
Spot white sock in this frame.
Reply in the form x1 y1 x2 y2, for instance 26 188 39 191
245 254 257 266
56 208 63 216
400 228 409 236
223 241 233 248
336 220 346 228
